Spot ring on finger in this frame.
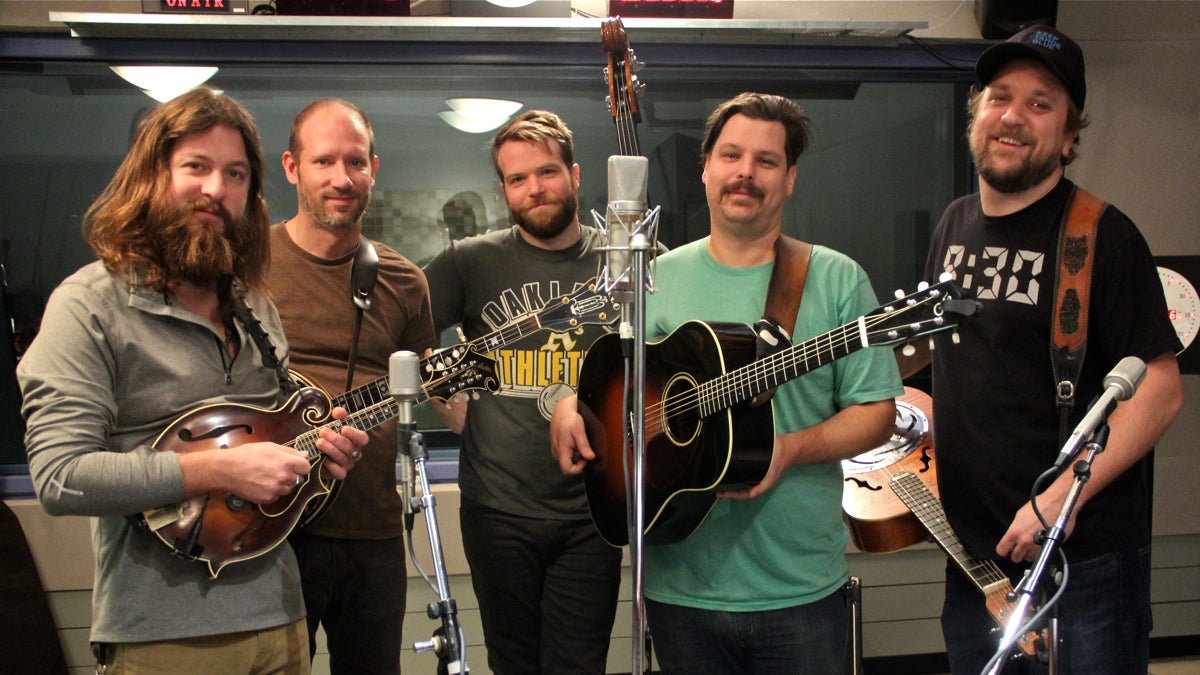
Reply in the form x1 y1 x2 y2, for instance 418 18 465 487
350 450 362 462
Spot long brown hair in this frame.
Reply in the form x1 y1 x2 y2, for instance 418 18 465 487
83 87 271 293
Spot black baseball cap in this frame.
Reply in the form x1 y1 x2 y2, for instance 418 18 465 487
975 24 1086 109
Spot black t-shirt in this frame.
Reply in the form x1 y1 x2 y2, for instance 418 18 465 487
924 178 1181 560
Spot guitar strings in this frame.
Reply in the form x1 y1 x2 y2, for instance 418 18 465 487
645 295 939 432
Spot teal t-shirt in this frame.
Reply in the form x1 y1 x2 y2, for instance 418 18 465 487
643 237 904 611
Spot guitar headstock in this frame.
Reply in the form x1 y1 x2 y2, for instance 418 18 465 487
865 276 981 348
536 278 621 332
423 344 500 402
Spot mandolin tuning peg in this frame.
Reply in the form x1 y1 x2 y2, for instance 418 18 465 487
901 344 916 357
917 280 930 291
471 391 481 400
927 337 937 351
939 271 953 283
894 289 905 299
951 332 961 344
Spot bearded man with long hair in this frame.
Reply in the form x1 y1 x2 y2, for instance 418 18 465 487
18 87 366 675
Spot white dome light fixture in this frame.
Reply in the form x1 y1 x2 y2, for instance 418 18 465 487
483 0 538 7
439 98 523 134
110 65 219 102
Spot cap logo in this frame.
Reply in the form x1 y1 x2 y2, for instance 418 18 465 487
1029 31 1063 52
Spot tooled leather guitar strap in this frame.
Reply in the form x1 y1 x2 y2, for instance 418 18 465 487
1050 187 1107 445
751 234 813 407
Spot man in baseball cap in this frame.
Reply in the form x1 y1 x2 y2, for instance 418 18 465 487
976 23 1087 110
897 21 1185 675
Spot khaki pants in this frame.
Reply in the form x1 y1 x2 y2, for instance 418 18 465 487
101 618 309 675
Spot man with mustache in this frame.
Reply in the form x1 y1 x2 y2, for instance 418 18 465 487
551 92 904 672
422 110 624 674
268 99 437 674
898 25 1182 673
17 87 367 673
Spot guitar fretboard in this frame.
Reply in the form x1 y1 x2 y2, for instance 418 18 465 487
889 471 1009 595
697 317 869 417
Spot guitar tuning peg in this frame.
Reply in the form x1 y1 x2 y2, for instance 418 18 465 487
901 344 916 357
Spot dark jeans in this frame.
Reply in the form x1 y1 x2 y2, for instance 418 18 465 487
460 497 623 675
289 531 407 675
941 546 1152 674
645 586 851 675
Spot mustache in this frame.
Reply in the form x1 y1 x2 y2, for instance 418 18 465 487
722 180 765 199
186 197 235 226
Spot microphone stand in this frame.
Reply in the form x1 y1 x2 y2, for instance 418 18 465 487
404 428 468 674
598 205 660 675
983 424 1110 675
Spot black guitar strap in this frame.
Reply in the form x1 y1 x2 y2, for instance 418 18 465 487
1049 187 1106 445
345 235 379 392
229 282 300 395
751 234 813 406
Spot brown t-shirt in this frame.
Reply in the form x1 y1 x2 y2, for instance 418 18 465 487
268 223 437 538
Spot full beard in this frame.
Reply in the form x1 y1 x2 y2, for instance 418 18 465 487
300 186 370 234
970 127 1061 195
149 197 246 285
512 193 577 241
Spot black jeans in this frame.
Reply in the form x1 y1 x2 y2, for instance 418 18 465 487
460 497 623 674
290 531 408 675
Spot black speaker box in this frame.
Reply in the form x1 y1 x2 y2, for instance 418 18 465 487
974 0 1058 39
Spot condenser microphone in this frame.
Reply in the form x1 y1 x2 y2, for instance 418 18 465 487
1052 356 1147 471
390 350 422 518
605 155 649 303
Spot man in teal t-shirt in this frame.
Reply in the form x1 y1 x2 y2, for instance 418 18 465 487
551 92 903 672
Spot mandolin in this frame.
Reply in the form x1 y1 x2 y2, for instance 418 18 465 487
137 347 495 578
299 278 620 526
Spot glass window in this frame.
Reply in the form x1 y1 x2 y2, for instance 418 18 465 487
0 38 978 484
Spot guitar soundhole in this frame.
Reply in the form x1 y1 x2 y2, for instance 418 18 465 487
660 373 701 447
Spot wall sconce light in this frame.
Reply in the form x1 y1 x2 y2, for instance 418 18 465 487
110 66 219 102
439 98 523 134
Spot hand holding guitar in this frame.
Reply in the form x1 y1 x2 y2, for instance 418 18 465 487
549 394 593 476
177 405 365 504
718 400 896 501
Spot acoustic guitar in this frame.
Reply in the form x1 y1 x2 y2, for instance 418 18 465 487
578 279 979 546
841 386 937 553
842 387 1042 659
